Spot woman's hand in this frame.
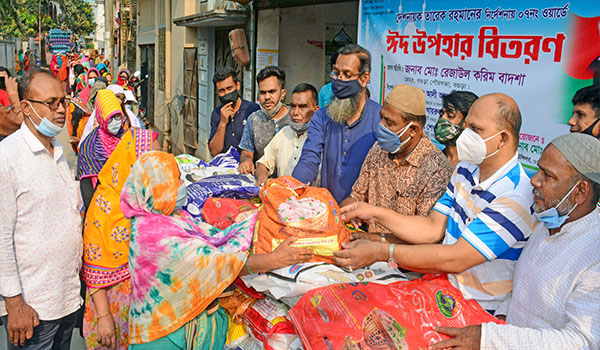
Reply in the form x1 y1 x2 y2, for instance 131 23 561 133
97 314 116 348
271 236 314 268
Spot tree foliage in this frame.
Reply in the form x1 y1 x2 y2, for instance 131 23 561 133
0 0 96 39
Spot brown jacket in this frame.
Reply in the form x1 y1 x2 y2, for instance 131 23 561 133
0 105 23 137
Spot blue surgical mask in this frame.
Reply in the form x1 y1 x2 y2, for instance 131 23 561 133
331 78 362 99
27 101 63 138
175 185 188 210
377 121 412 154
533 181 580 229
88 78 96 86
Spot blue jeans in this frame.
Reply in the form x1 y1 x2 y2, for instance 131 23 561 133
2 309 78 350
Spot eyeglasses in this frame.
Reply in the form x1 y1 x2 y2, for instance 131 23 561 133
330 70 361 81
28 97 70 111
119 75 129 79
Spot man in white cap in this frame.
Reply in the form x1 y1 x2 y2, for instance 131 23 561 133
432 133 600 349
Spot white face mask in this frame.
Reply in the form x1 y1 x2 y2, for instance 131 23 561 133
107 116 122 135
456 127 504 165
261 100 283 118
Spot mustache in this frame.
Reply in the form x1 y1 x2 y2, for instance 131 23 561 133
532 188 544 201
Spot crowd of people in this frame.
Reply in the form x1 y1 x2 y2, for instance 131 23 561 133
0 42 599 350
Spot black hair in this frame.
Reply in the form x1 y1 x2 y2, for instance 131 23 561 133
442 90 478 120
73 64 85 77
337 44 371 74
572 85 600 119
292 83 318 105
330 52 339 67
96 76 108 85
0 66 11 78
212 66 238 86
18 68 56 100
256 66 285 87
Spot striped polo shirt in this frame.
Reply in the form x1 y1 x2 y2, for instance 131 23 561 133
433 153 534 311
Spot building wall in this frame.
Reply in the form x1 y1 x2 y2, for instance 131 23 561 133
277 2 358 99
136 0 199 156
197 27 215 161
167 0 198 156
94 0 106 49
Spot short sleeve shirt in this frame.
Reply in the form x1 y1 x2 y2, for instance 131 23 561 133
350 135 452 233
433 154 535 311
208 98 260 154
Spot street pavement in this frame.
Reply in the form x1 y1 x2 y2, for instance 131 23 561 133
0 127 86 350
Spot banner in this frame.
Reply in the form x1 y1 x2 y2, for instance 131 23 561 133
358 0 600 175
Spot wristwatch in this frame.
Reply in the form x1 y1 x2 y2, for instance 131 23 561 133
387 243 398 269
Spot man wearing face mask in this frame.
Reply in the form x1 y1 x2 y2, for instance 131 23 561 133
255 83 320 187
431 133 600 350
0 69 83 349
209 67 259 156
335 94 534 313
568 85 600 139
340 85 451 236
434 90 479 169
293 44 381 203
238 66 290 174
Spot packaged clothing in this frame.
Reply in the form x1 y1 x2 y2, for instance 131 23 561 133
242 262 408 301
204 146 241 168
288 275 504 350
184 174 260 218
177 148 242 186
175 153 202 173
243 298 299 350
254 176 351 264
202 198 259 230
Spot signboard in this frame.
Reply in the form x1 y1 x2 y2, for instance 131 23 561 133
358 0 600 175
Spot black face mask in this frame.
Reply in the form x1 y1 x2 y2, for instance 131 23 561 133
219 90 239 106
581 118 600 139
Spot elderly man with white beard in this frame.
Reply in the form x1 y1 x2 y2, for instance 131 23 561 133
293 44 381 203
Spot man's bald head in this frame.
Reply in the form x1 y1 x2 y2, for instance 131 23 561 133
471 93 522 147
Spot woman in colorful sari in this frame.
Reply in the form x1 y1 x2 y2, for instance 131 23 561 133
103 72 113 85
117 67 133 91
77 89 126 210
81 116 159 350
120 151 257 349
68 68 100 151
96 62 109 76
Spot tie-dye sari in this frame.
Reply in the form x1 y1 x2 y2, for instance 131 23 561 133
81 128 155 350
120 151 254 345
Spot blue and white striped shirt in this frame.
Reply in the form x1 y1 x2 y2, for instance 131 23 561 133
433 153 534 311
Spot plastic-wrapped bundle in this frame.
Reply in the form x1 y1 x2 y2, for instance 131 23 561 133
184 174 260 218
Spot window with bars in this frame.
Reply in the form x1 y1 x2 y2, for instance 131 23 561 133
158 27 166 91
